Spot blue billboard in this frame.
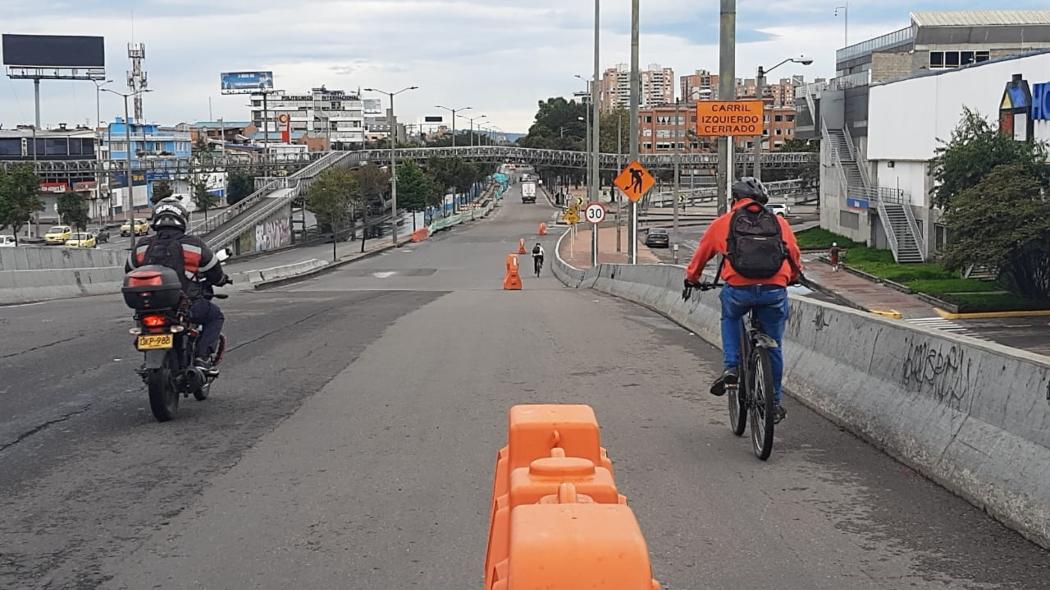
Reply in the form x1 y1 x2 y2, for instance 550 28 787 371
220 71 274 94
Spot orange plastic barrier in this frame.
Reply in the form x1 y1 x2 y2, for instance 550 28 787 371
538 223 547 236
517 239 527 254
503 254 522 290
485 405 660 590
410 228 429 242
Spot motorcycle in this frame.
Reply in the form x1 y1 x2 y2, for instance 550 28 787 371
121 248 232 422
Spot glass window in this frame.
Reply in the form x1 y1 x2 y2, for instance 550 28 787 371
961 51 975 66
930 51 944 68
775 115 783 122
69 139 85 155
976 51 990 63
644 116 652 123
44 138 67 156
0 139 21 156
775 128 782 135
945 52 960 67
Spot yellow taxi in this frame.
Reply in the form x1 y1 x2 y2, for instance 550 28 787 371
65 232 97 248
44 225 73 245
120 219 149 237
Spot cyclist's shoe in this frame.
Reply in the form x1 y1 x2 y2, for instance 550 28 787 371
773 403 787 424
709 367 739 397
195 357 219 377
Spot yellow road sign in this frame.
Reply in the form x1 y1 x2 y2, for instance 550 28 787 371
613 161 655 203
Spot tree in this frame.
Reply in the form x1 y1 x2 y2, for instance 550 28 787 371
0 164 42 244
930 107 1049 210
56 193 89 231
940 164 1050 299
353 163 390 252
306 167 358 234
192 181 218 222
396 160 438 230
227 170 256 205
518 97 587 152
599 107 630 154
152 180 174 202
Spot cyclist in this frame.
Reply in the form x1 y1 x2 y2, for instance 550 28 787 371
684 178 802 423
531 243 545 277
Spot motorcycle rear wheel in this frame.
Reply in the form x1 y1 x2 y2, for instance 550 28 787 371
147 366 178 422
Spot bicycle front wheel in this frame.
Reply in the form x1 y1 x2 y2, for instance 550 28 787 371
748 347 776 460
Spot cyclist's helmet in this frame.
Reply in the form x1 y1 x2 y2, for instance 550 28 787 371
731 177 769 205
151 197 189 231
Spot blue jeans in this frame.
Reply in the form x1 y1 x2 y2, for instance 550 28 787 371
720 285 790 402
189 298 225 358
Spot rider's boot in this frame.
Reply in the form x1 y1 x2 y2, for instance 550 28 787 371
773 403 787 424
709 366 739 397
195 357 219 377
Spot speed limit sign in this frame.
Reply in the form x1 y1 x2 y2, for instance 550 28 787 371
585 202 606 224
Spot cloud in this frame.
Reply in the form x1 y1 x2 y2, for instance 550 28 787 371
2 0 1050 132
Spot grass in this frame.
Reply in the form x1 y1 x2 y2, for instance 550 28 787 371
801 228 1050 312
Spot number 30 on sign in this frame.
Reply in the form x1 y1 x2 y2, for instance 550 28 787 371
585 202 606 224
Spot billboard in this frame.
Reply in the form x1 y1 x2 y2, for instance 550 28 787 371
220 71 274 94
424 116 443 123
2 34 105 68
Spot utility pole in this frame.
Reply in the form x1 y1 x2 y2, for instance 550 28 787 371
754 66 765 182
716 0 736 215
673 98 680 246
628 0 640 264
835 4 849 47
590 0 600 267
616 111 622 252
366 86 420 247
436 105 471 148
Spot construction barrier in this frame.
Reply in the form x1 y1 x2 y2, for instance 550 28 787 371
538 223 547 236
503 254 523 290
410 228 429 243
517 239 527 255
485 405 660 589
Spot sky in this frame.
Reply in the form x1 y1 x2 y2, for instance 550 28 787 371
2 0 1049 134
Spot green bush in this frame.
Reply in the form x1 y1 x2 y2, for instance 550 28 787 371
937 292 1050 313
906 278 1002 296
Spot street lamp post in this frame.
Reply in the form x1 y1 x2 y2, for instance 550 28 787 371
465 114 487 148
753 55 812 182
835 4 849 47
91 79 113 222
435 105 471 148
365 86 420 247
102 87 152 250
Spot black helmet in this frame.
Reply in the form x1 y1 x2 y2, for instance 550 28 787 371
151 197 189 231
731 177 769 205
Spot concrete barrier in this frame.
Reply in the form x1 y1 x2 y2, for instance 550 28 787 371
1 246 126 271
0 267 125 305
552 233 1050 550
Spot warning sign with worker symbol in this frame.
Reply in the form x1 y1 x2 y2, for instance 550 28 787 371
613 161 655 203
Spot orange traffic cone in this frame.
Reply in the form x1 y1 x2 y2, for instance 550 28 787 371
518 239 527 255
503 254 523 290
538 223 548 236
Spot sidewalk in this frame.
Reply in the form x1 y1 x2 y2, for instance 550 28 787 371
801 252 937 319
559 225 660 268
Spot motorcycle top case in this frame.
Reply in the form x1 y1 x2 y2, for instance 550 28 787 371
122 265 183 310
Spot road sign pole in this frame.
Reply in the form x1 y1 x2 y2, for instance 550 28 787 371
717 0 736 216
628 0 640 264
591 0 600 268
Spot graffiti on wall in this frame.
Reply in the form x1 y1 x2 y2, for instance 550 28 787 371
900 337 971 410
254 218 291 253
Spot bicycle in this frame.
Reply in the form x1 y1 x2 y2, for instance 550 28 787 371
533 255 543 277
682 279 778 460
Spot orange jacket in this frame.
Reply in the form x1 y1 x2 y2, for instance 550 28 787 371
685 199 802 288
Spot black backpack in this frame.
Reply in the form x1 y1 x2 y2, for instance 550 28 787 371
533 245 541 256
143 234 188 291
726 204 787 279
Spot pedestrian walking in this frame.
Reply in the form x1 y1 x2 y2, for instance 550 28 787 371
829 242 841 272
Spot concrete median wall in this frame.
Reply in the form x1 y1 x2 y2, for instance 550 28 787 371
552 231 1050 549
0 267 125 305
1 246 126 271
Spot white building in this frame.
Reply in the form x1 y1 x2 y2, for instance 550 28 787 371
865 50 1050 255
600 63 675 111
250 86 364 147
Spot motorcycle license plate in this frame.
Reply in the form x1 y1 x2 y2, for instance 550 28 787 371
137 334 173 350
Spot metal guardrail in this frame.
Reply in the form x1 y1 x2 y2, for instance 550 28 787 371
836 26 914 63
0 151 327 175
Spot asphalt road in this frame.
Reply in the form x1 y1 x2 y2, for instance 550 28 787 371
2 184 1048 589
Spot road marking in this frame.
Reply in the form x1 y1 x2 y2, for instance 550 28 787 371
906 317 987 341
372 271 396 279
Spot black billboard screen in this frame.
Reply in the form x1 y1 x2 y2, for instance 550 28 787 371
2 35 105 68
424 116 443 123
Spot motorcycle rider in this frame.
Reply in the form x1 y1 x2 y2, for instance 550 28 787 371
125 198 228 374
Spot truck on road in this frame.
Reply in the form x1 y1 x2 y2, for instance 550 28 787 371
521 182 537 204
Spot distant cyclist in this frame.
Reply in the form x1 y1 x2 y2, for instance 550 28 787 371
684 178 802 423
532 243 545 277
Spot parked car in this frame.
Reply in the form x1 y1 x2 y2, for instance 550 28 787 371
0 235 16 247
44 225 73 245
644 228 670 248
65 232 98 248
769 203 790 217
120 219 149 237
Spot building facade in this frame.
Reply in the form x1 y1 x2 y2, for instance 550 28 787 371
99 118 193 214
250 86 365 147
600 63 675 111
681 70 719 102
807 10 1050 261
0 126 101 221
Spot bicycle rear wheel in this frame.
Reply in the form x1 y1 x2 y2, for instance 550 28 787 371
748 347 776 460
728 323 748 436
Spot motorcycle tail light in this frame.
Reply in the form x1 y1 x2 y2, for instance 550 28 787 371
142 314 167 328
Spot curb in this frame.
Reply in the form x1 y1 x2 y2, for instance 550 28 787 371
935 307 1050 320
252 241 400 290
